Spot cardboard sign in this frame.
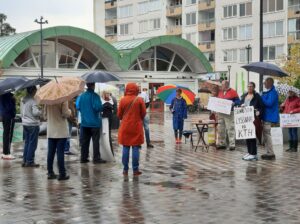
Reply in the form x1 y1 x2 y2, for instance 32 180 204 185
280 113 300 128
271 127 283 146
207 97 232 115
0 123 23 143
234 106 256 140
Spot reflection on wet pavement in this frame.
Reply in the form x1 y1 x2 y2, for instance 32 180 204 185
0 112 299 223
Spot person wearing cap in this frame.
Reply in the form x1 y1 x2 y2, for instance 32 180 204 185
21 86 42 167
280 87 300 152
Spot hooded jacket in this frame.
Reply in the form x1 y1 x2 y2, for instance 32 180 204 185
261 86 279 123
21 95 41 126
282 95 300 114
118 83 146 146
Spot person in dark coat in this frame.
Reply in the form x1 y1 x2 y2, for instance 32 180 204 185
169 89 187 144
101 91 114 154
0 92 16 160
240 82 264 161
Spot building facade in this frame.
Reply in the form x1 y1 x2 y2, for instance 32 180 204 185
96 0 297 93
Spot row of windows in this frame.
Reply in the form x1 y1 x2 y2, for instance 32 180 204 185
119 0 160 18
223 45 284 63
120 19 161 35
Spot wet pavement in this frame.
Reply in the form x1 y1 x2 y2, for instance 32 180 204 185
1 112 300 224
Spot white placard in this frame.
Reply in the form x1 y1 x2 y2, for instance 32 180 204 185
271 127 283 146
234 106 256 140
280 113 300 128
207 97 232 115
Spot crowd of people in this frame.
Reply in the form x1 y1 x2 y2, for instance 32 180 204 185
0 79 299 180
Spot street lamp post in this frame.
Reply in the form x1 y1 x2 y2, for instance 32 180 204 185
227 65 231 84
245 44 251 84
259 0 264 91
34 16 48 78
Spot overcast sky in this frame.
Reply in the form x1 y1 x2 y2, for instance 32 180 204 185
1 0 93 33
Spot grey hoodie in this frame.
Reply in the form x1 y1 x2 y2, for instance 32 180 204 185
21 95 41 126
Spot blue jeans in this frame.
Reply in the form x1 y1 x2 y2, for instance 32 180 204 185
122 146 140 172
143 115 150 145
64 122 73 152
23 126 39 164
288 128 298 141
47 138 67 176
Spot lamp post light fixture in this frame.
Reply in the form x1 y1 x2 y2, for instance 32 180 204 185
245 44 252 84
227 65 232 83
34 16 48 78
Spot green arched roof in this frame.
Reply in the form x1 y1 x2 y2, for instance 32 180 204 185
0 27 212 73
0 26 120 69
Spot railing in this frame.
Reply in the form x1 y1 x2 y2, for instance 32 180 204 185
198 41 215 51
105 32 117 36
198 0 214 6
167 25 182 35
166 5 182 16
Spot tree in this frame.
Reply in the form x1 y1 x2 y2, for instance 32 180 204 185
0 13 16 36
278 44 300 86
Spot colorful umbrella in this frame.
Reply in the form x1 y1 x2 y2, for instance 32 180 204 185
276 83 300 96
156 84 195 105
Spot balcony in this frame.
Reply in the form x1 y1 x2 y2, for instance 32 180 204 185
105 18 117 26
198 41 215 52
167 25 182 35
105 0 117 9
288 5 300 18
288 32 300 44
198 0 215 11
198 19 215 31
166 5 182 17
105 32 117 43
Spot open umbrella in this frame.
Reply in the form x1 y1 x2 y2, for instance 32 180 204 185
16 78 51 90
0 77 28 95
156 84 196 105
276 83 300 96
35 77 85 105
242 62 288 77
81 71 120 83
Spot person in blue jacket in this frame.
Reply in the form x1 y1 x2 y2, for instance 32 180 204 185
261 77 279 160
77 83 106 164
169 89 187 144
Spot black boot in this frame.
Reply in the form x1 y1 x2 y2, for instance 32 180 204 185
292 140 298 152
286 140 293 152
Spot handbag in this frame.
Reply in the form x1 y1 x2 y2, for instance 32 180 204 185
122 97 138 119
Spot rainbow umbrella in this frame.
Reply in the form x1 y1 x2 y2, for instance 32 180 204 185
156 84 195 105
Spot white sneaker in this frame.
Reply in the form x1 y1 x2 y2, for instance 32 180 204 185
2 154 15 160
242 153 249 160
244 154 258 161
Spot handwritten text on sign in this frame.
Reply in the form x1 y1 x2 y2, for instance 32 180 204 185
280 113 300 128
234 106 256 140
207 97 232 115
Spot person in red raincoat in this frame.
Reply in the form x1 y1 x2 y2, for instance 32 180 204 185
118 83 146 176
280 88 300 152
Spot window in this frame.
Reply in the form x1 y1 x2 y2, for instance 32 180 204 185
263 45 284 60
175 18 182 26
289 18 300 33
223 49 237 62
186 12 196 25
223 5 237 18
223 27 237 41
240 2 252 16
240 48 252 63
138 1 148 15
186 0 197 5
185 33 197 45
263 0 284 13
139 20 148 33
120 23 132 35
263 20 284 38
149 0 161 11
239 24 252 40
119 5 133 18
149 18 161 30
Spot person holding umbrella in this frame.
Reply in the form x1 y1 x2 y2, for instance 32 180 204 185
280 87 300 152
169 89 187 144
240 82 264 161
261 78 279 160
0 92 16 160
21 86 42 167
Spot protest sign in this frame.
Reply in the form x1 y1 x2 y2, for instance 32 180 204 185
234 106 256 140
280 113 300 128
207 97 232 115
271 127 283 146
0 123 23 143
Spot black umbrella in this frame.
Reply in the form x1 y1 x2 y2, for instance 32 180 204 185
16 78 51 90
81 71 120 83
242 62 288 77
0 77 29 95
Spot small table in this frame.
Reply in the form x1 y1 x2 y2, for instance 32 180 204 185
193 120 218 152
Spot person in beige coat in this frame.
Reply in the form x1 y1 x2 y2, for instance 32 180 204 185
45 101 71 181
